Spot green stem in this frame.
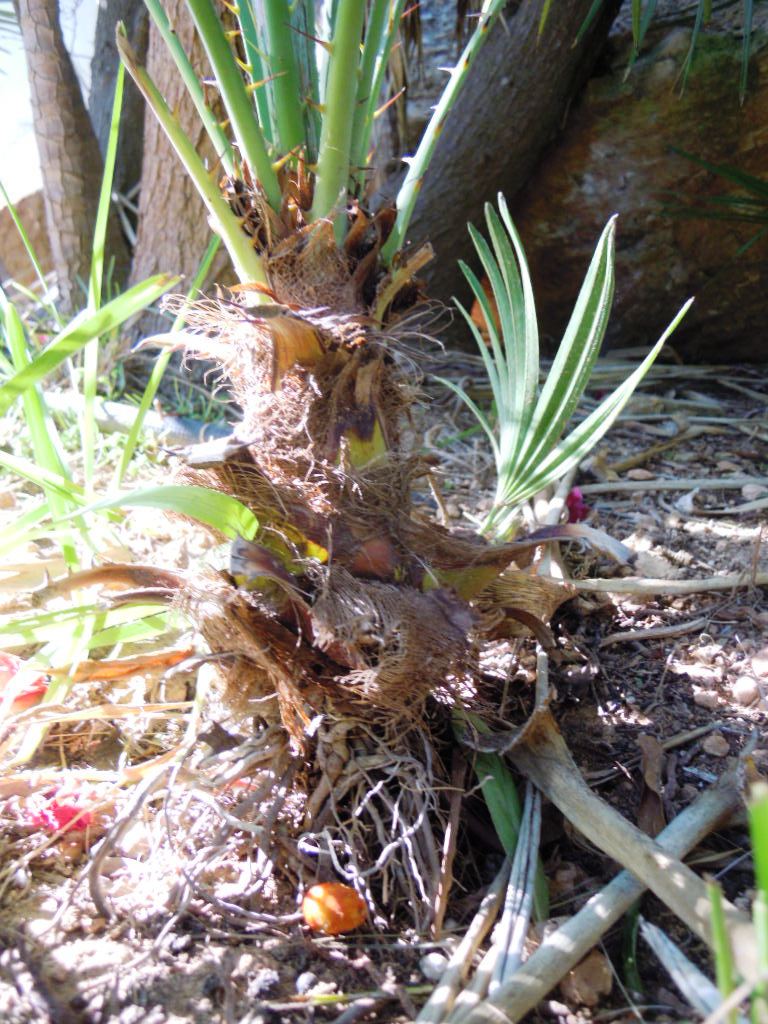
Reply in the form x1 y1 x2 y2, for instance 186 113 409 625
118 26 267 284
235 0 274 143
309 0 366 233
349 0 396 185
381 0 506 263
264 0 306 154
185 0 281 210
143 0 235 175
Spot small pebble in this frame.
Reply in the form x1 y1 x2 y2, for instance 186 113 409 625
702 733 730 758
419 952 448 982
295 972 318 995
731 676 759 707
741 483 768 500
0 491 16 509
751 648 768 678
693 689 720 710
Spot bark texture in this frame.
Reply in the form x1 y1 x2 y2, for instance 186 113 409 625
17 0 129 313
128 0 229 331
402 0 622 311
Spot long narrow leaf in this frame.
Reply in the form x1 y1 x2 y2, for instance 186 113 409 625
494 196 539 465
0 181 60 326
0 274 178 417
503 301 692 504
83 62 126 494
516 217 615 478
115 235 220 485
56 485 260 541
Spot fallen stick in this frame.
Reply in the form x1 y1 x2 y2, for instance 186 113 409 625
508 712 757 979
569 572 768 595
579 476 768 495
450 771 741 1023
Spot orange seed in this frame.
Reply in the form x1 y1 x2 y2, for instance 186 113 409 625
301 882 367 935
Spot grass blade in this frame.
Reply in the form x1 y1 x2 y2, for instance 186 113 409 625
114 234 220 485
56 484 260 541
708 878 737 1022
0 274 178 417
83 62 126 494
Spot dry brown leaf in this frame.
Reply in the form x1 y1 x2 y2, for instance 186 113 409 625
559 949 613 1007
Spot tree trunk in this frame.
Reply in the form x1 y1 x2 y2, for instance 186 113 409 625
16 0 130 314
128 0 229 333
90 0 148 199
406 0 622 312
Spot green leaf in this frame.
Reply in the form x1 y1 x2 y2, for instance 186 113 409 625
58 485 260 541
0 275 178 418
516 216 616 478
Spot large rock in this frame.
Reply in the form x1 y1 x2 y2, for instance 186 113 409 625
509 24 768 362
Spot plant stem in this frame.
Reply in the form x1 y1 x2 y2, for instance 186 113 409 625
185 0 281 210
264 0 306 154
117 27 267 284
349 0 396 184
235 0 274 142
142 0 235 175
381 0 506 263
309 0 366 233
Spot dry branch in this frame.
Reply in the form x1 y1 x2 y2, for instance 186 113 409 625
506 710 758 981
570 572 768 595
449 772 742 1023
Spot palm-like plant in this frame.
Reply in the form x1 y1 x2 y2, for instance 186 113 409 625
37 0 687 929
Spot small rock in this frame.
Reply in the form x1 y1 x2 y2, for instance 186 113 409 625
731 676 760 707
295 972 318 995
0 491 17 509
715 460 741 472
702 733 730 758
419 952 449 982
626 468 655 480
248 968 280 998
741 483 768 501
751 648 768 678
693 689 720 710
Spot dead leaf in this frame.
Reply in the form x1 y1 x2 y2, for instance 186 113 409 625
637 733 666 837
559 949 613 1007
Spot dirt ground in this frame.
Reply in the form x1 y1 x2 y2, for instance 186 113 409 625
0 354 766 1023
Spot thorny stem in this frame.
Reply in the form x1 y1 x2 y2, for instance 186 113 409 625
381 0 507 263
186 0 282 211
263 0 306 154
309 0 367 234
